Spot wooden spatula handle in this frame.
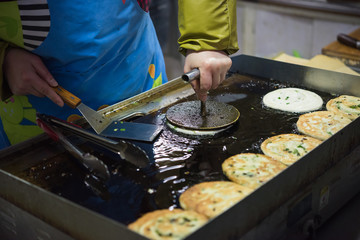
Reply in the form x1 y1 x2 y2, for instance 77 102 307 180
53 86 81 108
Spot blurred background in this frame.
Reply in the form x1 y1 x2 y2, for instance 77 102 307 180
150 0 360 79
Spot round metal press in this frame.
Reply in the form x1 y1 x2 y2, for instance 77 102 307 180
166 100 240 130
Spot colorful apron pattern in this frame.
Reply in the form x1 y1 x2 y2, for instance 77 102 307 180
0 0 167 149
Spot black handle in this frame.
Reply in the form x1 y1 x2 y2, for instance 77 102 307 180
337 33 360 49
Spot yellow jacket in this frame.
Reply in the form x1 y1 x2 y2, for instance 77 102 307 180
0 0 239 100
178 0 239 56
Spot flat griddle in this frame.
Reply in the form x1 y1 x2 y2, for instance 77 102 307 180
0 55 360 240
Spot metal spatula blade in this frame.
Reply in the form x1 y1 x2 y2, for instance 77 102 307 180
76 102 111 134
53 86 111 134
53 86 162 142
100 121 163 142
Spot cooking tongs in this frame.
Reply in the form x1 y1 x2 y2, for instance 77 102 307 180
36 113 150 168
37 117 111 181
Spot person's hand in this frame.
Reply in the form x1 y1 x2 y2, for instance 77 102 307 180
184 50 232 101
3 47 64 107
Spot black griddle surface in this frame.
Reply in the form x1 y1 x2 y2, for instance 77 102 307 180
1 74 336 225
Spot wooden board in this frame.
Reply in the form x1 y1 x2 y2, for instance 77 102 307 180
322 28 360 68
274 53 359 76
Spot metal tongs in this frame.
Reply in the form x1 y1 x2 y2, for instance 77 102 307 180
36 113 150 169
36 117 111 181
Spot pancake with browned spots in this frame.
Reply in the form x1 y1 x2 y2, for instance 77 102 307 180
297 111 351 140
326 95 360 120
261 134 322 165
222 153 287 189
179 181 253 219
128 209 208 240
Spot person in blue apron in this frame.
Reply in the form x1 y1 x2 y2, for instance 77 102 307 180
0 0 239 149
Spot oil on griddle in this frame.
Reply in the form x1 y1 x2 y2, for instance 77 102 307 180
1 74 335 225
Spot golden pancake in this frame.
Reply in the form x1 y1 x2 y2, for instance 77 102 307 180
326 95 360 120
128 209 207 240
179 181 253 219
261 134 322 165
297 111 351 140
222 153 287 189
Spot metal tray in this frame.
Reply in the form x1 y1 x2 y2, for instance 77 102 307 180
1 55 360 240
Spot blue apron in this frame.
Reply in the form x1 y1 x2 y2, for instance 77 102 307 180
0 0 167 148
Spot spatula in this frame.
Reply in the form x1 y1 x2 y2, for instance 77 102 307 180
53 86 111 134
53 86 162 142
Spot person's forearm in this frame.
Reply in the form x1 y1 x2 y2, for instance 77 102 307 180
178 0 239 56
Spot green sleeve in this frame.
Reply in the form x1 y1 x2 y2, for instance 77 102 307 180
177 0 239 56
0 41 12 101
0 1 25 101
